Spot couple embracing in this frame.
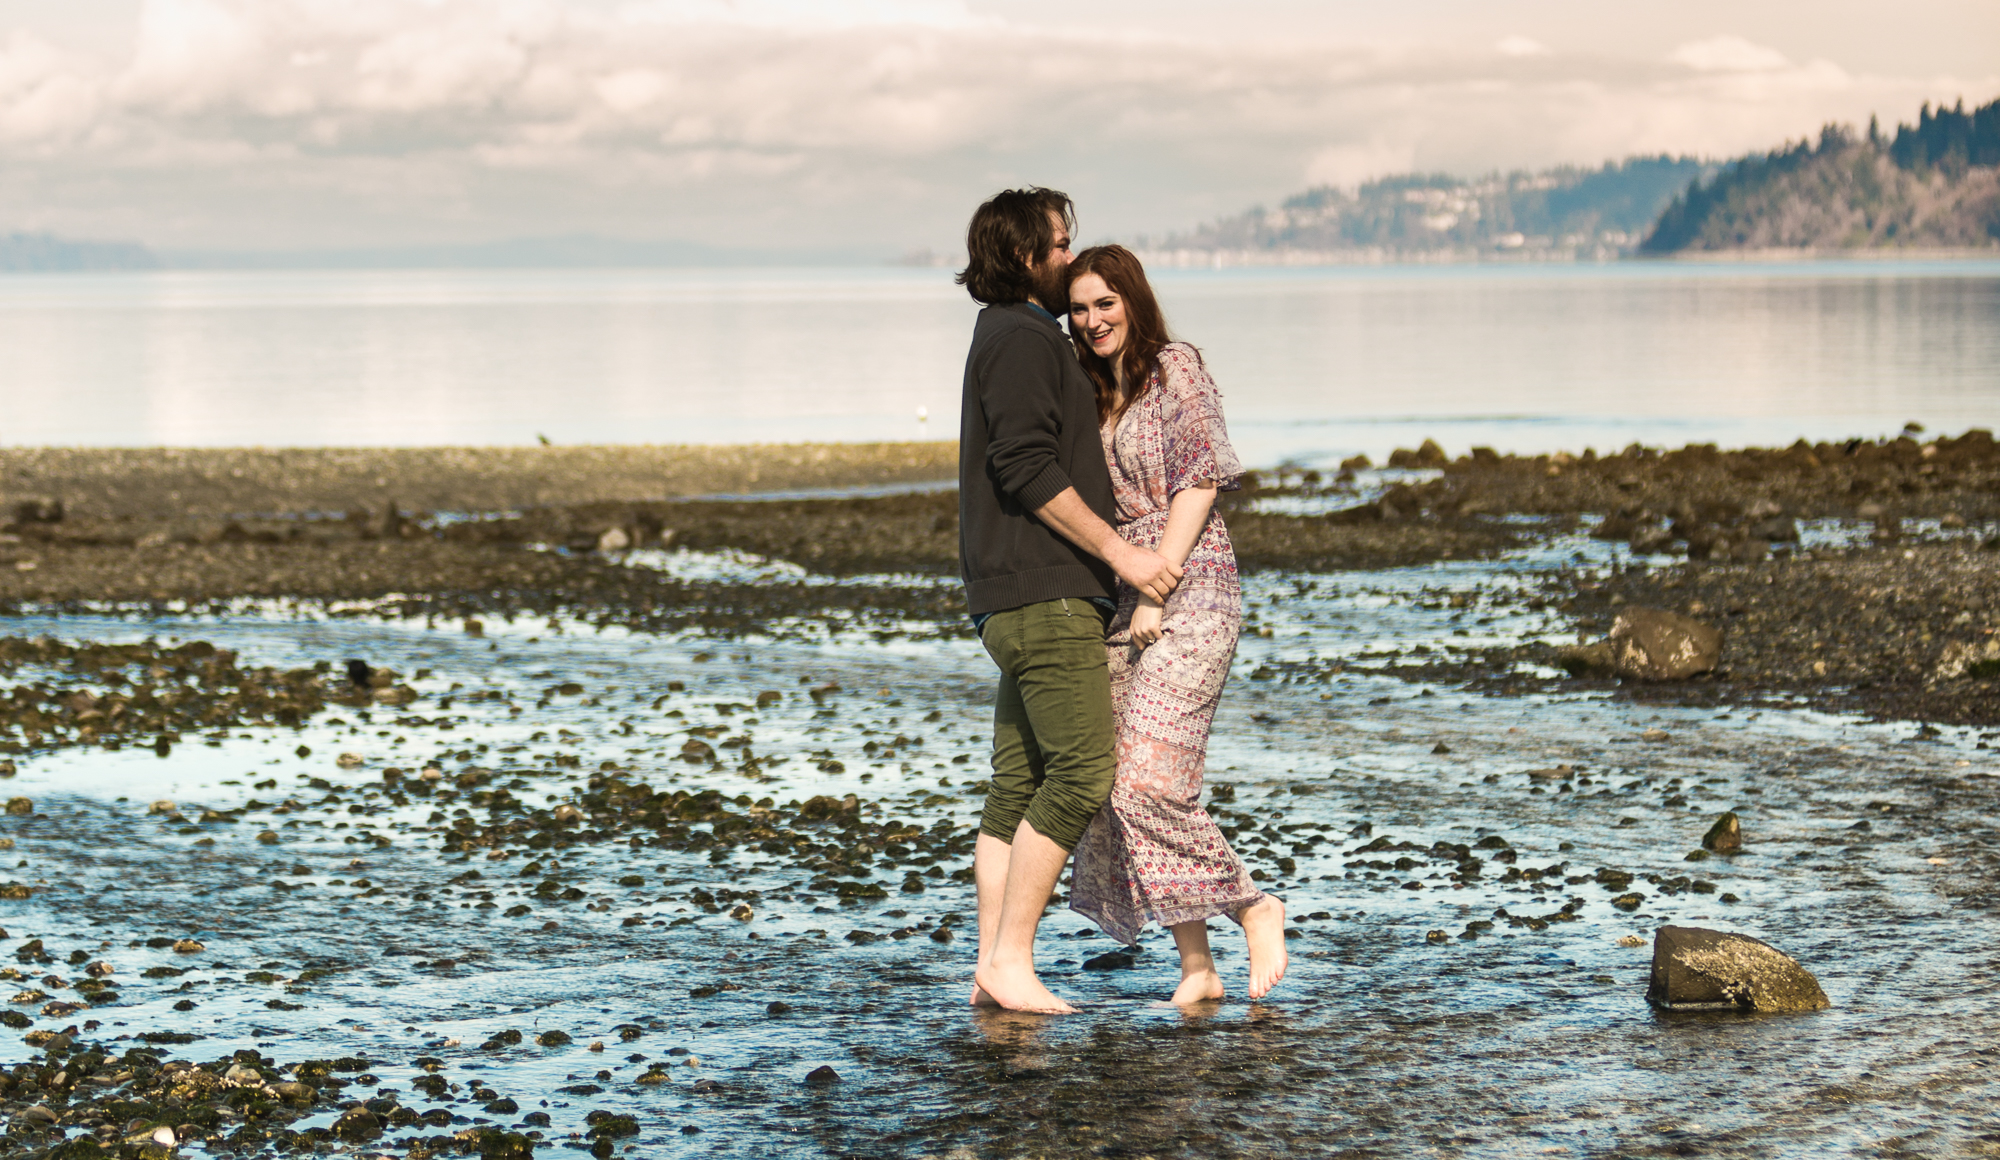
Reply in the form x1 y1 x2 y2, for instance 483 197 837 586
956 187 1287 1014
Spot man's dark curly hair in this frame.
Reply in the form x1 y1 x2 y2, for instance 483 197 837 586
955 186 1074 305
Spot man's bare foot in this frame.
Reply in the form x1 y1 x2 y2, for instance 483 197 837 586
974 962 1076 1014
969 981 1000 1007
1169 968 1225 1005
1242 896 1289 999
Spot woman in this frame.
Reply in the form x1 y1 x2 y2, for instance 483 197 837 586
1063 245 1288 1004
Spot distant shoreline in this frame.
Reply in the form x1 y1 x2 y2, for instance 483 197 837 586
5 249 1997 275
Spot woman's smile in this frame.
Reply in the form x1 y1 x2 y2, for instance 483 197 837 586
1068 272 1128 362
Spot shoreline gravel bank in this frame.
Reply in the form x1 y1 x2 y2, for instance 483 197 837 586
1 436 1995 729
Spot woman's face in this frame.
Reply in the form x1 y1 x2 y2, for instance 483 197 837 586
1068 272 1127 362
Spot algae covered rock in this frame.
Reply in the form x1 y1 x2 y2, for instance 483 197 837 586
1647 925 1829 1012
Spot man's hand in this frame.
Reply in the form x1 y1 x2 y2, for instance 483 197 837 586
1108 541 1181 604
1129 595 1165 648
1031 487 1182 602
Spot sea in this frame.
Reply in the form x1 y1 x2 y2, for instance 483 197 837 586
3 259 1997 464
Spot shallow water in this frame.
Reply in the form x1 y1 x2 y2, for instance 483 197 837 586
0 548 1995 1158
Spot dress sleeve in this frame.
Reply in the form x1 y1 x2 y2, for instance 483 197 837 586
1157 343 1243 496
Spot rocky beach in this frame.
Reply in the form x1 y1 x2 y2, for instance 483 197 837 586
0 437 1994 1159
5 434 1996 727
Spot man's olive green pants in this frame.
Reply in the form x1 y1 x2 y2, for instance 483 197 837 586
977 597 1116 853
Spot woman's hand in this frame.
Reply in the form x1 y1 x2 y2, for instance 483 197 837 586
1130 596 1164 649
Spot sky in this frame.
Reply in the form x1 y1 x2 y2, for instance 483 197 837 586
1 0 1995 256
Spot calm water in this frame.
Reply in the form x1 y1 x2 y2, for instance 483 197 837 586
3 261 1997 464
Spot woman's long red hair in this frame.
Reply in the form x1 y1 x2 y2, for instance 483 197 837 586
1066 245 1172 424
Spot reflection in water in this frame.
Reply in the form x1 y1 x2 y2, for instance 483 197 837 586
1 261 1996 462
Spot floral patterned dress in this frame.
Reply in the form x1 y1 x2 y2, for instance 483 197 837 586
1068 342 1265 946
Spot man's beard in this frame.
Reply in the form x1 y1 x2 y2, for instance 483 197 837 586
1032 260 1069 314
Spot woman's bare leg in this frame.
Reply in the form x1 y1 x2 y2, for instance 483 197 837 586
1167 920 1226 1004
1240 895 1288 999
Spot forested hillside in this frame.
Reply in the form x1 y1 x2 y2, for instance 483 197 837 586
1143 156 1709 262
1641 96 2000 252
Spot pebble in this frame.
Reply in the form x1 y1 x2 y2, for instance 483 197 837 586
3 798 30 815
805 1065 841 1085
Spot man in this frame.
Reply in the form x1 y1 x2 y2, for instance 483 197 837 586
955 187 1181 1014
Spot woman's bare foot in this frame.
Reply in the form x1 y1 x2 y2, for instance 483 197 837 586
974 961 1077 1014
1169 967 1225 1005
1241 896 1289 999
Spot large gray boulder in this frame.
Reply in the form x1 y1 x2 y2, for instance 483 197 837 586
1647 926 1829 1012
1561 607 1722 681
1610 608 1722 679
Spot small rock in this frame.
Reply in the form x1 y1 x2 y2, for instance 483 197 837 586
1640 728 1670 743
0 761 13 777
172 939 205 954
804 1065 841 1085
1616 935 1646 947
1082 950 1135 970
535 1030 572 1047
463 618 485 637
596 527 631 553
1610 893 1645 911
552 804 584 824
420 766 444 781
3 798 31 816
1701 812 1742 853
256 831 280 844
272 1081 317 1104
766 1001 792 1015
151 1126 177 1147
1555 639 1615 677
17 1104 55 1124
1940 512 1967 530
223 1063 262 1085
729 903 754 921
1431 742 1451 755
1647 925 1830 1012
1425 929 1449 944
336 753 364 769
332 1105 381 1140
148 800 178 815
691 1079 722 1094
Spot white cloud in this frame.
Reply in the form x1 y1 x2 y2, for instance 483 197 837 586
0 2 1988 250
1304 141 1418 189
1669 35 1791 73
1494 35 1549 58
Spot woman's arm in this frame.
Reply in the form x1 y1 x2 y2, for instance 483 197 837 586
1129 482 1216 647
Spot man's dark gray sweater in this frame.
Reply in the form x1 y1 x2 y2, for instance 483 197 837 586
958 302 1117 616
